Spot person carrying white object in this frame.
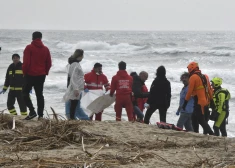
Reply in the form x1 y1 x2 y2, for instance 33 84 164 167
84 63 110 121
63 49 85 120
80 90 104 117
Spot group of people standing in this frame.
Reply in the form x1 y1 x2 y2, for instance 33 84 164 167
1 31 52 121
175 63 231 137
0 31 231 137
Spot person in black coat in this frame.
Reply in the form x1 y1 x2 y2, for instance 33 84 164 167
1 54 27 116
144 65 171 124
130 72 149 121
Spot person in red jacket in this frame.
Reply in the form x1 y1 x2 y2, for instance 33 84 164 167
84 63 110 121
110 61 133 121
22 31 52 120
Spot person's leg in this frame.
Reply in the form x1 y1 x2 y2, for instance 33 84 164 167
195 104 214 135
65 101 71 119
191 111 199 133
95 111 102 121
22 76 35 113
115 95 123 121
144 104 157 124
214 111 226 137
33 75 45 117
16 91 27 116
134 106 144 121
219 118 227 137
7 91 17 115
75 99 90 120
184 113 194 131
213 124 220 136
159 107 167 123
203 106 210 134
176 112 188 129
124 95 134 122
204 106 210 122
70 100 78 119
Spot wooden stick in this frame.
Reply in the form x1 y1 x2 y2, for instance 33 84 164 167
40 159 118 164
50 107 58 122
12 117 15 130
90 145 104 160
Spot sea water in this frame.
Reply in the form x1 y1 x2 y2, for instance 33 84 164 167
0 30 234 136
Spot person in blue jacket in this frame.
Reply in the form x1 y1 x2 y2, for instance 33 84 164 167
176 72 194 131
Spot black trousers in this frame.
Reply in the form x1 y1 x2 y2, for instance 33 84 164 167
192 104 213 135
22 75 45 117
144 104 167 124
7 90 27 115
70 100 78 119
192 106 210 133
213 118 227 137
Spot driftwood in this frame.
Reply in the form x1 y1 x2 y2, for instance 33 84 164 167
0 110 234 168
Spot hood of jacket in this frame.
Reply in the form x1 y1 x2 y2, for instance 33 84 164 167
117 70 128 77
31 39 44 48
68 55 80 64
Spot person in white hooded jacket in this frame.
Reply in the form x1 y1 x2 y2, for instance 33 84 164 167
63 49 85 119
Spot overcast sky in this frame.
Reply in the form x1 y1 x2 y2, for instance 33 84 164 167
0 0 235 31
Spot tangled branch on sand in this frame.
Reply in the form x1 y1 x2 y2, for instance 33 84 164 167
0 113 234 168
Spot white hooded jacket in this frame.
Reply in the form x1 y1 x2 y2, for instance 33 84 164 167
63 62 84 101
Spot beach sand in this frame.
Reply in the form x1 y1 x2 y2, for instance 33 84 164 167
0 114 235 168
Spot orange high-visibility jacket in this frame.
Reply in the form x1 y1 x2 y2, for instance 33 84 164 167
185 71 213 109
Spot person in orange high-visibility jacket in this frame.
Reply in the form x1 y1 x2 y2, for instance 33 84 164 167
110 61 133 121
191 73 214 133
84 63 110 121
182 62 214 135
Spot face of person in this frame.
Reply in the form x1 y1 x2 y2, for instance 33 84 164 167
140 73 148 82
94 67 102 75
211 82 215 89
77 55 84 61
181 75 189 86
12 56 20 65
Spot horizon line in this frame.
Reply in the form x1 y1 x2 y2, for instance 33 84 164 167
0 28 235 32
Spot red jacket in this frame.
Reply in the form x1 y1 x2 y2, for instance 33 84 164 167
84 69 110 91
110 70 133 96
23 39 52 76
137 85 148 112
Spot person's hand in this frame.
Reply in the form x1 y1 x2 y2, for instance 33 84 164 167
144 103 150 109
182 100 188 111
74 90 79 97
209 110 220 121
0 90 6 94
84 88 89 93
29 90 32 94
176 111 180 116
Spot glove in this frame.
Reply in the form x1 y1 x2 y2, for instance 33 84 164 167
214 111 220 121
144 103 150 109
176 111 180 116
182 100 188 111
209 110 220 121
84 88 89 93
210 100 216 110
0 90 6 94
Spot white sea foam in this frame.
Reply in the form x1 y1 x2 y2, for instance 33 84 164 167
0 30 234 137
